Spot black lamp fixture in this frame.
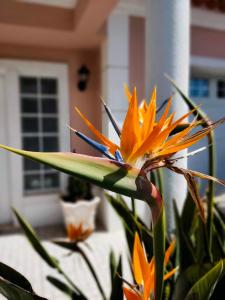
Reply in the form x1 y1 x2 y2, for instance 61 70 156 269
77 64 90 91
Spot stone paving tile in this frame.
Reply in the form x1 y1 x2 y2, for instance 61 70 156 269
0 231 131 300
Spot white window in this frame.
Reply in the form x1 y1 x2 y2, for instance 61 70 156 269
20 76 60 194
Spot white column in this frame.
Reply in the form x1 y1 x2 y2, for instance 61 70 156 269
145 0 190 233
100 12 129 231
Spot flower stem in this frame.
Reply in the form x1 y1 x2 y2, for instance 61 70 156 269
57 265 86 298
136 173 165 300
207 131 216 261
131 197 137 220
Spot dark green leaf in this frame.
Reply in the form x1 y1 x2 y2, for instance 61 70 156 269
110 256 123 300
0 277 47 300
0 262 33 293
184 260 225 300
109 250 117 285
174 200 196 271
181 192 196 234
106 193 153 259
47 276 86 300
12 207 58 269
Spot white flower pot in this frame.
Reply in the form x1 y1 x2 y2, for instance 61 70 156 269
61 197 100 241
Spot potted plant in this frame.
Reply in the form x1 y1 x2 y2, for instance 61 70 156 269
60 176 100 242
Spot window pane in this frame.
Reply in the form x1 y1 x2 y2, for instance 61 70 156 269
23 159 40 171
43 137 58 151
21 97 38 113
44 173 60 188
42 118 58 132
41 98 58 113
20 76 60 194
24 174 41 191
22 137 40 170
20 77 37 94
217 80 225 98
22 118 39 133
190 78 209 98
22 137 39 151
41 78 57 94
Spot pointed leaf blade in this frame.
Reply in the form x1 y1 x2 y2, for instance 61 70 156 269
185 260 225 300
0 145 143 200
12 207 58 269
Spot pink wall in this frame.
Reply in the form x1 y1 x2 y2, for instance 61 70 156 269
129 16 146 101
191 26 225 59
129 18 225 99
0 44 101 156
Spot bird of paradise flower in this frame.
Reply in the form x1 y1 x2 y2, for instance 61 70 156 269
71 86 225 221
123 233 177 300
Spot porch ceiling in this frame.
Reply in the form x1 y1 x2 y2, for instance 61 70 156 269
17 0 77 9
0 0 118 49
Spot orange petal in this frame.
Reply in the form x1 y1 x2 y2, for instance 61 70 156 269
124 84 132 102
143 258 155 300
75 107 118 154
141 87 157 140
139 99 148 123
123 287 142 300
157 96 172 129
130 108 201 161
120 88 140 161
133 233 149 285
164 240 175 266
163 267 179 281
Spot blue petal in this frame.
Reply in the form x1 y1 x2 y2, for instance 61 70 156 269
101 98 121 137
74 131 115 160
115 150 124 162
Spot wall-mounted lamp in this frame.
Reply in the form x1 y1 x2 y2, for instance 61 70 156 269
77 64 90 92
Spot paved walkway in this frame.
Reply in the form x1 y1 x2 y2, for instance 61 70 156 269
0 230 131 300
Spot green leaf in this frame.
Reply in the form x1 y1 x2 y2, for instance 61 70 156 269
153 205 165 300
109 250 117 285
0 145 143 200
52 239 79 251
0 262 34 293
181 191 196 234
12 207 58 269
173 264 212 300
110 256 123 300
0 277 47 300
47 276 86 300
174 200 196 271
184 260 225 300
106 193 153 260
167 75 216 259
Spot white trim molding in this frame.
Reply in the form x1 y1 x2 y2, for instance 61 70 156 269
0 59 70 226
114 0 146 16
191 56 225 75
191 7 225 32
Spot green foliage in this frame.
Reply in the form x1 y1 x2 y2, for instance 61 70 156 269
61 176 93 203
0 262 47 300
12 207 59 269
46 276 86 300
12 208 87 299
109 255 123 300
184 260 225 300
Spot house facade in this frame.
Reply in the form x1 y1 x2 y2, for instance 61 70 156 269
0 0 224 229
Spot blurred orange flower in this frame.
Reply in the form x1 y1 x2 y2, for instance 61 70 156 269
66 223 93 242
